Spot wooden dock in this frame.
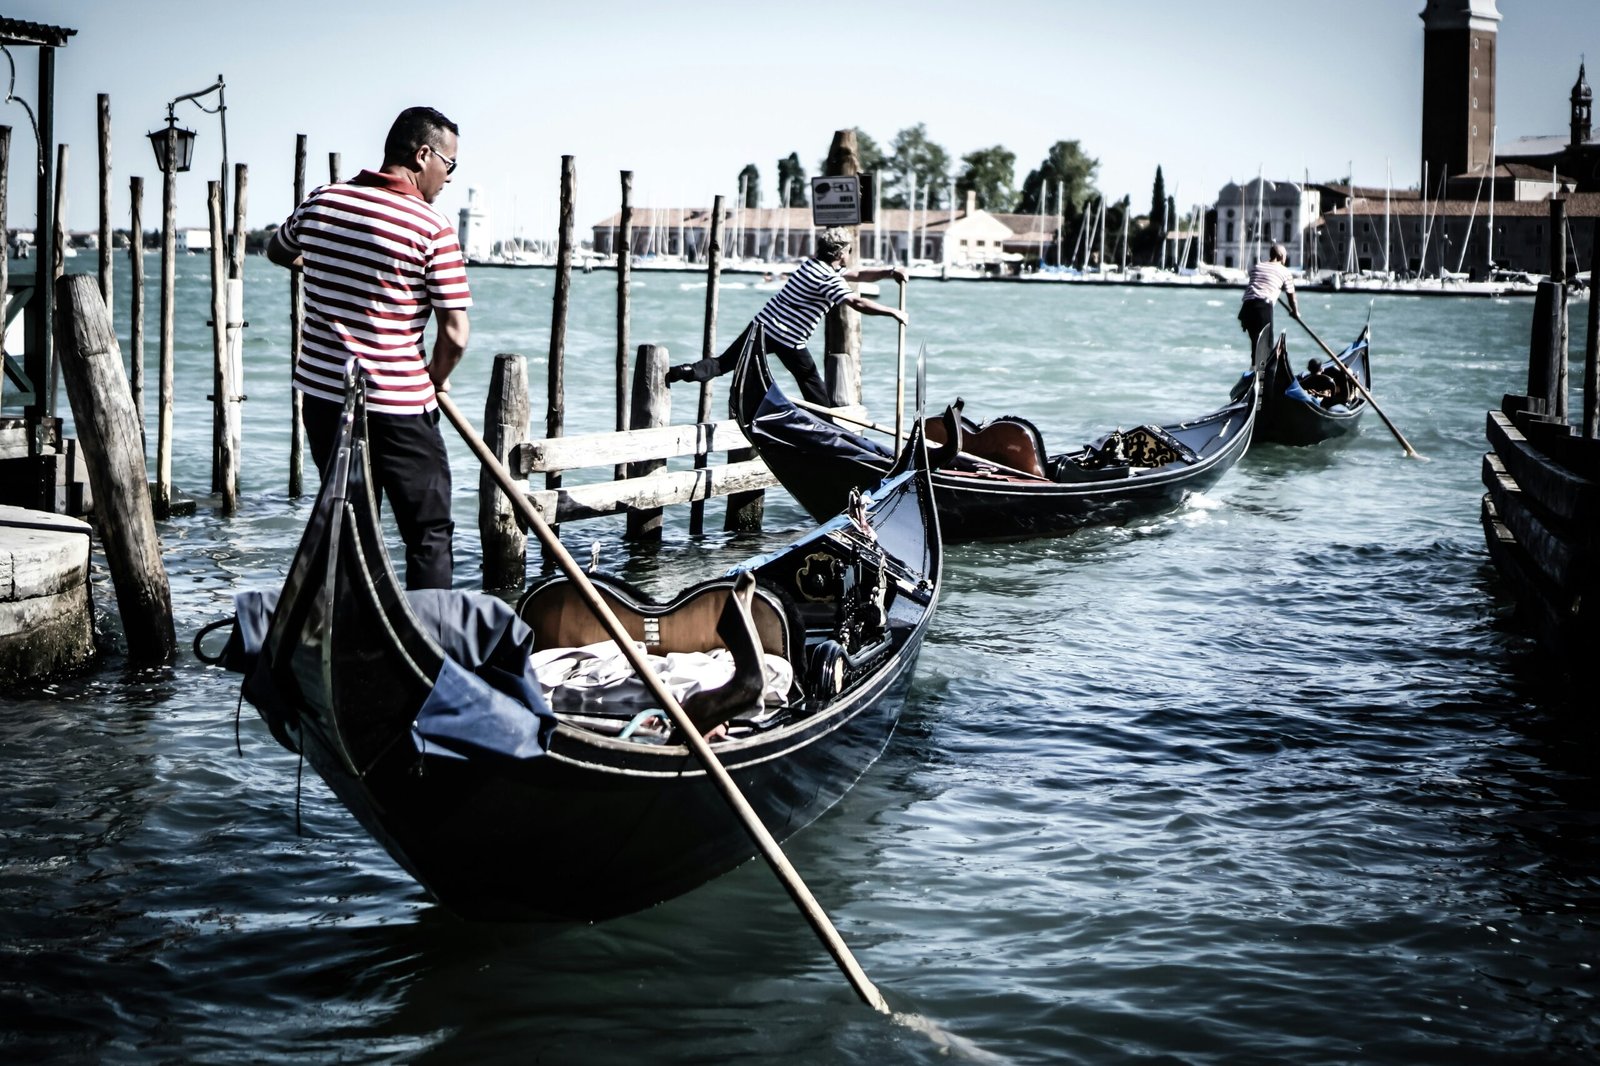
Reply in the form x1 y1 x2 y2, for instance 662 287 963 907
1480 203 1599 661
0 504 94 685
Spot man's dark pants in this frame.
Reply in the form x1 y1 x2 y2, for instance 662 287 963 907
1238 298 1274 355
679 321 831 406
302 395 455 590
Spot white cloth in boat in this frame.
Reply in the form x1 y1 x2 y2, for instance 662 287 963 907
530 639 792 716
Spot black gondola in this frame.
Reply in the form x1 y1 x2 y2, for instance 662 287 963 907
729 330 1258 544
212 377 942 921
1255 326 1371 446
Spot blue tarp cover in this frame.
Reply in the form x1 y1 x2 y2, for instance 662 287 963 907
224 588 556 763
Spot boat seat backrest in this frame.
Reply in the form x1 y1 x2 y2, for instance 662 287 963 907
964 417 1048 478
519 578 794 661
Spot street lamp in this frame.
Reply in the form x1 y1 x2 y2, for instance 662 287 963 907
146 120 197 174
147 75 229 248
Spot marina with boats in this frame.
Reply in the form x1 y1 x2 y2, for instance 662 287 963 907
4 1 1600 1062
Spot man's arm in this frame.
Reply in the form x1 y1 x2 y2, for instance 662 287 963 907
265 227 301 269
842 294 908 326
840 264 908 285
428 307 470 392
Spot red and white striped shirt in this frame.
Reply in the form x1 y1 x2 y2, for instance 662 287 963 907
277 170 472 415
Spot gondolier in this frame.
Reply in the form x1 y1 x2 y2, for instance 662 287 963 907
1237 242 1299 357
665 227 907 405
267 106 472 591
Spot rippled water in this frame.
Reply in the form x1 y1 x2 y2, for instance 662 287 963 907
3 258 1596 1064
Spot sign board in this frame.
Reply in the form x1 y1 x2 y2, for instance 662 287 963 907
811 176 862 226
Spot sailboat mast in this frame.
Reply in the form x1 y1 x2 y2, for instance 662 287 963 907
1487 125 1496 274
1384 160 1391 276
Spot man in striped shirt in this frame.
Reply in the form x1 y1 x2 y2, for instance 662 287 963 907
665 227 907 405
267 106 472 590
1237 242 1299 359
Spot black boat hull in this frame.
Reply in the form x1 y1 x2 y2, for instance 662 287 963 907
1256 328 1371 446
731 339 1257 543
235 382 941 921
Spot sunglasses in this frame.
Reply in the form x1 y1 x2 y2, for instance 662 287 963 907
428 145 457 176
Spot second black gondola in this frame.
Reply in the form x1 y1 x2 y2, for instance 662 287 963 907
1255 326 1371 446
730 329 1257 544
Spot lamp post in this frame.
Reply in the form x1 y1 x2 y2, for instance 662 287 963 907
146 75 227 517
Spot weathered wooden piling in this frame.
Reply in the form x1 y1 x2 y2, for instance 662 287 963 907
329 152 341 183
97 93 111 316
480 353 529 589
128 176 144 454
155 128 177 518
624 344 670 542
205 182 239 512
545 155 576 562
48 144 68 411
53 274 175 664
724 444 765 533
823 128 862 399
1528 198 1571 421
615 170 633 480
689 194 725 535
289 135 307 496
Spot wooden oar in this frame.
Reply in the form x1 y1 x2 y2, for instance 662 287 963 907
1281 300 1426 460
437 391 891 1015
893 275 908 452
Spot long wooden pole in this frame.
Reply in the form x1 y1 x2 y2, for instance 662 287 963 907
289 135 307 496
689 194 725 535
207 182 228 498
156 130 177 517
97 94 112 318
1283 302 1424 460
546 155 576 563
436 391 889 1016
615 171 633 480
893 278 907 448
128 176 145 456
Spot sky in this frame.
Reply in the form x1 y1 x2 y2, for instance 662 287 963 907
3 0 1596 240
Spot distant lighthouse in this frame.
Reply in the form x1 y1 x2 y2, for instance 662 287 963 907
1419 0 1501 193
458 187 491 263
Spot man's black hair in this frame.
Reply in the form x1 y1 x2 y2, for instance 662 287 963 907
383 107 459 168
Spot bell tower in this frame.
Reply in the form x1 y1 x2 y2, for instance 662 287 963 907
1573 61 1592 149
1420 0 1500 195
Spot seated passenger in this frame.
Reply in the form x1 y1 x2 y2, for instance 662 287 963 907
1299 359 1337 402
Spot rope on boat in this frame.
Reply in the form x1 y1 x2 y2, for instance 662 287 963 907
192 617 234 664
618 709 668 740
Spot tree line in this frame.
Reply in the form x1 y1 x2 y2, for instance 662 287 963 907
735 125 1179 262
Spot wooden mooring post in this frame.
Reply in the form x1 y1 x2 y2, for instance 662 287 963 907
128 176 145 455
1528 197 1570 421
624 344 670 542
615 170 633 480
97 94 112 317
544 155 576 568
53 274 175 664
480 353 529 589
205 180 241 512
689 194 724 536
289 134 307 496
823 128 862 402
155 127 177 517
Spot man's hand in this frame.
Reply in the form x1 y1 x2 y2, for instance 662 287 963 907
892 268 908 285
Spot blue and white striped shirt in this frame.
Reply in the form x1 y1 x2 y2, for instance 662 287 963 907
754 257 853 346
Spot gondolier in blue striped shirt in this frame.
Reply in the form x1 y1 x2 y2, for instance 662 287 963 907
665 227 908 405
